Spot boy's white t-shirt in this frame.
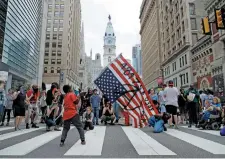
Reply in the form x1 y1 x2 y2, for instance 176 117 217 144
164 87 179 107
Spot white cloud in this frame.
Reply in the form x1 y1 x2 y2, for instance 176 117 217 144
81 0 142 62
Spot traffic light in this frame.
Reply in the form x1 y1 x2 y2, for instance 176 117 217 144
215 9 225 29
201 17 211 35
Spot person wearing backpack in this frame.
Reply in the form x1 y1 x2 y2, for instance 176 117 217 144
0 80 6 123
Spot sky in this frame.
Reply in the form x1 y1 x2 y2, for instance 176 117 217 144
81 0 142 63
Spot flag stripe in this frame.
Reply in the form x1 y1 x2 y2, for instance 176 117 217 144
120 55 158 114
116 58 152 120
109 63 145 127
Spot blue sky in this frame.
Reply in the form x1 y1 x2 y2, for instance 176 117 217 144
81 0 142 63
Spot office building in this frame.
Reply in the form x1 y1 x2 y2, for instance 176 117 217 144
0 0 43 90
132 44 142 76
42 0 82 89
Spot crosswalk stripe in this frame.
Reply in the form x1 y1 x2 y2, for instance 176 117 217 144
181 126 221 136
0 127 14 132
165 129 225 154
64 126 106 156
122 127 176 155
0 128 73 156
0 127 44 141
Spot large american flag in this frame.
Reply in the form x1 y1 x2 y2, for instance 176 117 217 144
94 54 158 128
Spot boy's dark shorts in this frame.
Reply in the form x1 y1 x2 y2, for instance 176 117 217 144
166 105 177 115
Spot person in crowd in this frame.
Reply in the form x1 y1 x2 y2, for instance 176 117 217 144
40 83 47 123
199 90 207 108
1 89 19 126
90 89 101 125
199 99 222 124
185 84 200 128
60 85 85 147
149 88 158 102
85 89 92 107
165 80 179 129
113 101 120 123
178 88 187 124
14 86 26 131
26 85 40 128
148 100 169 132
207 89 214 104
83 107 94 130
0 80 6 124
46 83 61 131
101 101 115 125
158 84 167 107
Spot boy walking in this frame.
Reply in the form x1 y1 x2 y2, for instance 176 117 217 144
60 85 85 147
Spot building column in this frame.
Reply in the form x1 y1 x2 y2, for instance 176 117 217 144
6 73 12 91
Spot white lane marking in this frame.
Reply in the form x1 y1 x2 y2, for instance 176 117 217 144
165 129 225 154
0 128 72 156
122 127 176 155
0 127 44 141
0 127 14 132
181 126 221 136
64 126 106 156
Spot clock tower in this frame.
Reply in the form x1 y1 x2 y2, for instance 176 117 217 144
103 15 116 67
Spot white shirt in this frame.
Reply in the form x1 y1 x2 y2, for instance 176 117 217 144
164 87 179 107
158 90 166 104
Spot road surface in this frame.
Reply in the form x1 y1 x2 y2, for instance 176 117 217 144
0 121 225 158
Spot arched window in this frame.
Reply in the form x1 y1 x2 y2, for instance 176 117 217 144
51 67 54 73
108 56 111 62
44 67 47 73
57 67 60 73
97 55 99 59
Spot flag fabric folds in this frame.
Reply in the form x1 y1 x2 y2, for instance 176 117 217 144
94 54 158 128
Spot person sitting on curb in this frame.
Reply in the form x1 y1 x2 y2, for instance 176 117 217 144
83 107 94 130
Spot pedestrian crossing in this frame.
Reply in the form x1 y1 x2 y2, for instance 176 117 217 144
0 124 224 158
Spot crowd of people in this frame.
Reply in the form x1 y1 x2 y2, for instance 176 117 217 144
0 79 224 147
148 80 225 135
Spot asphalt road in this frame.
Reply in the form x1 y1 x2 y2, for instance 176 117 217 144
0 120 225 159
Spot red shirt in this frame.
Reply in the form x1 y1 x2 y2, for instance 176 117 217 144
26 90 40 103
63 92 78 120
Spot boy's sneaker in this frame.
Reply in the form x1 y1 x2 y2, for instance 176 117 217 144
0 123 4 126
115 119 119 123
163 125 167 131
6 122 9 126
81 140 86 145
26 123 30 129
174 125 179 129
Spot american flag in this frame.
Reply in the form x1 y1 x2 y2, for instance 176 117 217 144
94 54 158 128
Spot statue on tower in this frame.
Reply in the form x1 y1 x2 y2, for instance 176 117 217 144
108 14 111 21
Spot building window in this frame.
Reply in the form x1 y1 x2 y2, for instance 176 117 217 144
55 4 59 9
52 51 56 56
57 51 62 56
54 19 59 24
58 35 62 40
181 7 184 17
47 12 52 17
108 56 111 62
51 59 55 64
46 34 50 40
44 59 48 64
53 34 57 40
46 27 51 32
45 42 49 48
47 19 51 24
45 51 49 56
44 67 47 73
52 42 57 48
180 58 182 67
192 33 198 45
58 42 62 48
182 56 184 66
53 27 58 32
185 54 187 64
59 19 63 24
189 3 195 15
190 18 197 30
57 59 61 64
54 11 59 16
59 27 63 31
59 11 64 17
57 67 60 73
186 73 189 83
182 21 185 32
48 4 52 9
51 67 54 73
60 4 64 9
109 48 111 53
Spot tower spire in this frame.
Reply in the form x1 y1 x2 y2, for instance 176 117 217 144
108 14 111 21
